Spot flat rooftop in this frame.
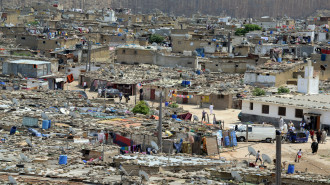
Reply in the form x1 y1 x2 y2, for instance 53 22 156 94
249 94 330 110
6 60 50 65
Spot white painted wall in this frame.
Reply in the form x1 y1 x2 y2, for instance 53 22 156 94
67 65 101 79
242 100 330 126
297 65 319 94
244 73 276 85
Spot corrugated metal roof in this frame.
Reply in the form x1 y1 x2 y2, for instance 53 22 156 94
7 59 50 65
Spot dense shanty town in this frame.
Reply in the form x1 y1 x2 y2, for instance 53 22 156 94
0 0 329 184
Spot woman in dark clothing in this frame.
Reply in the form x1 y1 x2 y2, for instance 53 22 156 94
311 140 318 154
316 129 322 143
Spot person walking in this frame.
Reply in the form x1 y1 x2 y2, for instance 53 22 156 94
321 129 327 144
300 121 306 132
119 92 123 103
98 88 102 98
316 129 322 143
209 103 214 115
310 129 315 141
311 140 318 154
83 82 87 91
202 110 206 122
279 117 284 131
296 149 302 162
255 150 262 165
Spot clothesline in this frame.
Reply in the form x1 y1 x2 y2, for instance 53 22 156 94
172 94 194 98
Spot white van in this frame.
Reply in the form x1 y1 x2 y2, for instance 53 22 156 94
235 124 276 142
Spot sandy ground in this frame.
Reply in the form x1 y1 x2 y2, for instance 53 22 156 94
67 81 330 176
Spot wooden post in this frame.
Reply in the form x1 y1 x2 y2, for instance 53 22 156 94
276 134 281 185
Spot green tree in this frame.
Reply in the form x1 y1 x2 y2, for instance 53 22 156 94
132 101 150 115
235 24 262 36
149 34 164 44
278 86 290 94
252 88 266 96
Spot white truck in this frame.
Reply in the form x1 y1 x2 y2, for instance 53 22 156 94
235 124 276 143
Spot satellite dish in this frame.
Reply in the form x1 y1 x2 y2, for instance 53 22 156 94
63 102 68 108
205 69 211 74
60 108 70 115
12 98 19 106
1 94 7 100
26 138 33 147
139 170 149 182
262 154 272 164
69 111 77 119
150 141 159 151
248 146 257 156
8 176 17 185
20 153 29 162
69 127 76 134
3 134 8 140
147 71 150 75
231 171 242 181
193 115 199 121
119 165 129 176
86 99 91 105
41 112 49 120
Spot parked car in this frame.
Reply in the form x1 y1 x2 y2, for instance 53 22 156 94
102 88 121 98
235 124 276 143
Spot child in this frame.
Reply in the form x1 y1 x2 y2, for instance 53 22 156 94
296 149 302 162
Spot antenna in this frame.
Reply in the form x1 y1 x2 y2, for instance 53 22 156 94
150 141 159 151
231 171 242 181
41 112 49 120
139 170 149 182
8 176 17 185
262 154 272 164
25 138 33 147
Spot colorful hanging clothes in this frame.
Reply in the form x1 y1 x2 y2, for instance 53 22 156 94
113 133 133 147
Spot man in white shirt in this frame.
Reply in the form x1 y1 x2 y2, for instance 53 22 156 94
279 117 284 131
209 104 214 115
300 122 306 131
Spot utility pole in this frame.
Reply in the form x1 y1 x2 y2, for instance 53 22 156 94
275 133 281 185
86 39 92 72
158 92 162 153
245 123 249 142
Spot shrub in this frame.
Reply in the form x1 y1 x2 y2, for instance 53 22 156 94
132 101 150 115
252 88 266 96
278 86 290 94
169 103 179 108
